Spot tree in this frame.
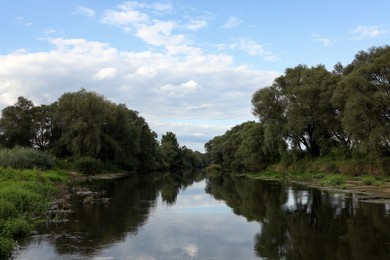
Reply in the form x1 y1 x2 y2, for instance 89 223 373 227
160 132 182 170
333 46 390 157
252 65 342 157
30 103 61 150
0 96 34 148
56 89 109 157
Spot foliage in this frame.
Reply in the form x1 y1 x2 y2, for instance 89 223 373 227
0 96 34 148
205 45 390 176
361 176 376 185
74 156 103 175
206 164 223 175
205 121 278 173
159 132 205 170
0 147 55 169
0 167 67 256
321 175 346 186
0 88 193 172
0 236 15 257
333 46 390 157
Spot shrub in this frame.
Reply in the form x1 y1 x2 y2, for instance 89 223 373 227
0 236 16 256
75 157 103 175
361 176 376 186
206 164 223 175
0 147 55 170
322 175 346 186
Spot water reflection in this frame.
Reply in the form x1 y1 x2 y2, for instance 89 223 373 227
205 174 390 260
13 172 390 259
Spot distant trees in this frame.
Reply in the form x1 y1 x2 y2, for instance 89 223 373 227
0 89 204 172
205 122 278 173
206 46 390 172
160 131 205 170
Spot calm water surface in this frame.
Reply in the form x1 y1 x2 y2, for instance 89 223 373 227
13 172 390 260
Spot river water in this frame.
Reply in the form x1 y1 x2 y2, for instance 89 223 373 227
13 172 390 259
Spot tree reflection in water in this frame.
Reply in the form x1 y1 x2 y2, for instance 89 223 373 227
205 174 390 260
35 170 204 256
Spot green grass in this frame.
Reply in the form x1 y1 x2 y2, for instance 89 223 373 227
0 167 69 256
321 175 346 186
360 176 376 186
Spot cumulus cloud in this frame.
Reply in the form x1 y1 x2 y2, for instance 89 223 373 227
223 16 242 29
94 67 117 80
351 25 389 40
101 1 205 48
152 80 199 98
0 37 279 151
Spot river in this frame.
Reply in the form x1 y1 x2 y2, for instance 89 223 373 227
12 171 390 259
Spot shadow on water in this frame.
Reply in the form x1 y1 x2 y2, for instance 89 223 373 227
205 174 390 260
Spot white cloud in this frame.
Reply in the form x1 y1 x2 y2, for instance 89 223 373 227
72 6 96 17
94 67 117 80
0 38 279 151
311 34 336 47
351 25 389 40
101 4 149 26
237 38 280 61
136 21 186 46
186 19 208 31
223 16 242 29
101 1 208 48
152 80 199 97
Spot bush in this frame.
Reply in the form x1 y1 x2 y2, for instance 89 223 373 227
206 164 223 175
0 147 55 170
0 236 16 256
75 157 103 175
322 175 346 186
361 176 376 186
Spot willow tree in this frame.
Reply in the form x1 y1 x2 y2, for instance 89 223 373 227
252 65 341 157
333 46 390 157
56 89 109 157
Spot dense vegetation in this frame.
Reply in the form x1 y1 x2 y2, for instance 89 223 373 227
0 89 205 256
206 46 390 176
0 88 205 172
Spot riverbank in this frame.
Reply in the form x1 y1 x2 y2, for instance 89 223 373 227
247 170 390 203
0 167 70 256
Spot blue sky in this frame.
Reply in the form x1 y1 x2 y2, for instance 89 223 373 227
1 1 389 151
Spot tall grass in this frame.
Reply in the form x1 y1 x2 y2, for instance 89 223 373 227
0 166 68 256
0 147 55 170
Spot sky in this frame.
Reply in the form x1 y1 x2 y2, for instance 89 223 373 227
0 0 389 152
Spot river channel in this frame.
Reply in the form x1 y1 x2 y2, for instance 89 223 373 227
12 171 390 259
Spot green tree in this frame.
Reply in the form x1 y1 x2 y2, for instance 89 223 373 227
56 89 109 157
252 65 341 157
160 132 182 170
0 96 34 148
30 103 61 150
333 46 390 157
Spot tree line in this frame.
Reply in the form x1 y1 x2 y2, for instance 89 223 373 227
205 46 390 173
0 89 205 172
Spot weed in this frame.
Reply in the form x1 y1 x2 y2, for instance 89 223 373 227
361 176 376 186
322 175 346 186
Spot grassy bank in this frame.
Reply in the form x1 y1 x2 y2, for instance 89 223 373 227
247 157 390 199
0 167 69 256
